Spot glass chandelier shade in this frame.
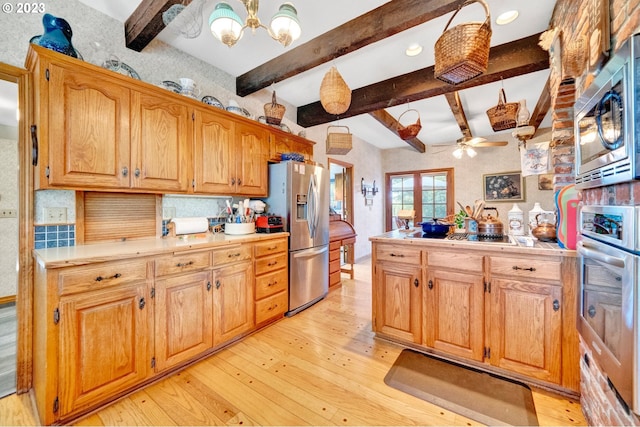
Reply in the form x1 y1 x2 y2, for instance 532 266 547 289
209 1 301 48
452 145 477 159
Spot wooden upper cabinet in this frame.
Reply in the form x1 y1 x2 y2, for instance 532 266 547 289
193 107 235 194
269 130 314 162
47 62 131 189
130 91 191 192
235 121 269 196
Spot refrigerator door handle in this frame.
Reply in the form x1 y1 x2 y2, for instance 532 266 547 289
308 174 318 238
292 246 329 259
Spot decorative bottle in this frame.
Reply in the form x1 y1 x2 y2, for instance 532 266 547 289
507 203 524 235
528 202 545 235
517 99 531 127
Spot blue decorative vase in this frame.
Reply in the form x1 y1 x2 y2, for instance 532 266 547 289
30 13 81 59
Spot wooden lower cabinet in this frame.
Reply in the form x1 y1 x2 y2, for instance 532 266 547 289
372 251 423 344
58 281 152 418
33 236 288 425
212 261 255 345
371 241 578 393
154 270 214 372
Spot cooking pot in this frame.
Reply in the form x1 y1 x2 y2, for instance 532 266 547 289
477 207 504 238
531 213 557 241
418 219 451 237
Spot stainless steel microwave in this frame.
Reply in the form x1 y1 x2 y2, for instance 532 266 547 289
574 33 640 189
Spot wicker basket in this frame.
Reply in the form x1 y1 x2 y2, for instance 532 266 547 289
264 91 286 125
326 125 352 154
320 67 352 115
486 88 519 131
396 109 422 140
434 0 492 85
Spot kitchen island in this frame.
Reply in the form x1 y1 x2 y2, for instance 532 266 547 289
32 232 289 425
370 228 579 396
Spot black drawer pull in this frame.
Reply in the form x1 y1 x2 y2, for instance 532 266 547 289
95 273 122 282
176 261 194 267
512 266 536 272
228 253 241 258
268 261 278 267
390 253 405 257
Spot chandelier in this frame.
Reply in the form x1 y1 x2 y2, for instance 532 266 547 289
209 0 301 47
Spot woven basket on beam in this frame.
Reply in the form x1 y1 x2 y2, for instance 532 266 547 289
319 67 352 115
434 0 492 85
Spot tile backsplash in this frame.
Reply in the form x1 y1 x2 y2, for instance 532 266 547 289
34 225 76 249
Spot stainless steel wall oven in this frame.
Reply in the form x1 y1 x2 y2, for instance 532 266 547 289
574 33 640 189
577 205 640 414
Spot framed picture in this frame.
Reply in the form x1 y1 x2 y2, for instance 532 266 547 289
538 173 554 190
483 172 525 202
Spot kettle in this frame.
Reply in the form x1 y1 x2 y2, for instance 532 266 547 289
477 207 504 238
531 212 557 241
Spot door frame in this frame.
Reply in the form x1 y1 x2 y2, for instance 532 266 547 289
0 62 33 392
327 158 354 226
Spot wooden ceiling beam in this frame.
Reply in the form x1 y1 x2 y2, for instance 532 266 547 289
444 92 472 139
368 110 426 153
236 0 466 97
297 33 549 128
529 76 551 132
125 0 191 51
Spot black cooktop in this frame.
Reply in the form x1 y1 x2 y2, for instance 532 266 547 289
420 233 513 244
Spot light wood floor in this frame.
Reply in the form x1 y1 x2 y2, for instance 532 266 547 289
0 258 587 426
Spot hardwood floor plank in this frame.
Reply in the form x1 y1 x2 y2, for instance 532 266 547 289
0 392 38 426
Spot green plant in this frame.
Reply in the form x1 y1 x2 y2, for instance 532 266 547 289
453 209 467 229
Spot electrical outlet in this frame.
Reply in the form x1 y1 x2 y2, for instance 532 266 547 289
163 207 176 219
0 209 17 218
44 207 67 224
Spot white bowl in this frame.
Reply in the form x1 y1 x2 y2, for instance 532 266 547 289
224 222 255 235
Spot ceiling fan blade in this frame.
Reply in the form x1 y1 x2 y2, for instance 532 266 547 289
473 141 509 147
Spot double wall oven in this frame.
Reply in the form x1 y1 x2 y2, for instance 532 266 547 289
578 206 639 414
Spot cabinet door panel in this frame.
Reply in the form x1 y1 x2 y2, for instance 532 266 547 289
490 278 562 383
425 270 484 361
373 263 422 343
48 64 130 188
235 121 269 196
213 261 254 345
131 91 191 192
193 108 235 193
155 271 213 371
58 282 150 416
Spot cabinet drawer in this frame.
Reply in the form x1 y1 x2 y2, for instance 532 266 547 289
254 238 288 258
329 259 340 274
490 256 561 282
428 251 484 273
329 271 341 287
329 241 341 251
375 244 421 264
329 248 340 261
255 252 288 276
256 291 287 324
155 251 211 277
255 269 288 300
342 237 356 246
58 259 149 296
212 245 252 266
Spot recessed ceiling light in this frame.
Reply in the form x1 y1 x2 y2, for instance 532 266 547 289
496 10 519 25
405 43 423 57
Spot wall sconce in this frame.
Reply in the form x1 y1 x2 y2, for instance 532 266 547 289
361 178 379 197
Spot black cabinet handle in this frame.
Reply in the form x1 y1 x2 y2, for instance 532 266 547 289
207 281 212 291
428 279 433 290
95 273 122 282
122 166 129 177
512 266 536 272
588 305 596 318
134 168 140 177
414 278 419 288
30 125 38 166
390 253 405 257
553 299 560 312
215 279 221 289
139 297 146 310
176 261 194 267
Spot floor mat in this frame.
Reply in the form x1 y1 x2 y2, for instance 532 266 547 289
384 349 538 426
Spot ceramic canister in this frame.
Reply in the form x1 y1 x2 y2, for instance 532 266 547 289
508 203 524 235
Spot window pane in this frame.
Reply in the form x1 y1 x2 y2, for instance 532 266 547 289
434 175 447 189
422 175 434 188
434 190 447 203
422 190 433 203
402 192 414 204
434 205 447 218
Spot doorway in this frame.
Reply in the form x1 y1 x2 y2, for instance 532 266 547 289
0 63 33 397
328 158 353 225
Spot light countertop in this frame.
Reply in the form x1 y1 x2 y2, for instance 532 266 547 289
33 232 290 268
369 228 576 257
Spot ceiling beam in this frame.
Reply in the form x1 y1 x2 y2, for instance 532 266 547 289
368 110 426 153
444 92 471 138
236 0 466 97
125 0 191 51
529 76 551 132
297 33 549 128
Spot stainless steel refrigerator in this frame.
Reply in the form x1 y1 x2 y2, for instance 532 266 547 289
265 161 329 316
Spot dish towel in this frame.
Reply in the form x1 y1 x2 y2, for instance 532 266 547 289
520 141 550 176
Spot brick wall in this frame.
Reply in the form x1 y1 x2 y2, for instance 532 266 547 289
550 0 640 424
